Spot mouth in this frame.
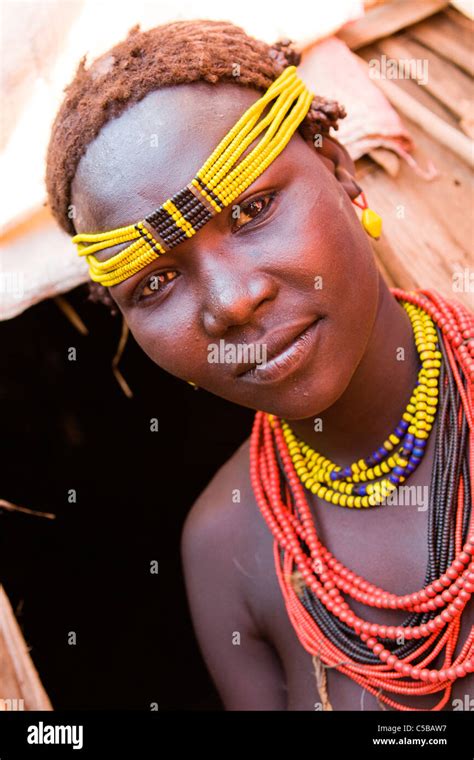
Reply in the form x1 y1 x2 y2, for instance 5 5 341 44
236 317 323 385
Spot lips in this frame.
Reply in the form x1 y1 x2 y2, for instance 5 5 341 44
234 317 322 378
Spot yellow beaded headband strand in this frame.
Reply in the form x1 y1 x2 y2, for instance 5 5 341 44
72 65 382 286
72 65 314 286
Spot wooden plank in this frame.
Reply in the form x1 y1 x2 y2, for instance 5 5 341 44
376 35 474 128
358 43 460 128
337 0 449 50
409 12 474 76
0 585 53 710
0 629 24 704
355 55 474 166
382 72 460 129
354 117 473 312
444 5 474 31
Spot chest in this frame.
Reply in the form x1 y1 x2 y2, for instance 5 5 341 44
246 434 474 710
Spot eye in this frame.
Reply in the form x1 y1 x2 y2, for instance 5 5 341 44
232 192 277 232
136 270 178 302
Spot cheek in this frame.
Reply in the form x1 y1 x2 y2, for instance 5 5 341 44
315 177 376 285
292 179 378 318
300 184 379 384
126 314 195 379
126 308 223 385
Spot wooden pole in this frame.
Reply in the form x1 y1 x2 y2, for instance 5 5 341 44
355 55 474 167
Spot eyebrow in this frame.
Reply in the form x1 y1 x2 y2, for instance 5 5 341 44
90 177 279 265
111 180 283 300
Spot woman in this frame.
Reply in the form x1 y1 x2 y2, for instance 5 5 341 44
45 19 473 711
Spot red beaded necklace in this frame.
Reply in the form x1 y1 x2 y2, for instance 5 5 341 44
250 288 474 710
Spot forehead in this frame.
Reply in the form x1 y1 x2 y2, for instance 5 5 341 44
71 81 270 232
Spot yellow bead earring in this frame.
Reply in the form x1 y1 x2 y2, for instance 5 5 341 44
352 191 382 239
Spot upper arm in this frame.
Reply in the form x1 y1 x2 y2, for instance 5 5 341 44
180 466 287 711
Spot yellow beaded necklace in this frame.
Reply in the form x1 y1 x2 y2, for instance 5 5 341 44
278 300 441 508
72 65 314 287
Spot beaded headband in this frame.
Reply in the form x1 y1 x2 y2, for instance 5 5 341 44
72 65 314 286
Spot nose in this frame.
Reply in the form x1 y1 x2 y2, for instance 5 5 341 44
200 257 278 337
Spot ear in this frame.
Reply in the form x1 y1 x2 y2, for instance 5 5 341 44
313 134 362 201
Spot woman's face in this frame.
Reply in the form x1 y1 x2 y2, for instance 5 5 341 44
71 81 379 420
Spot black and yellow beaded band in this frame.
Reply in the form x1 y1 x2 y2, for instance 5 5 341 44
72 65 314 286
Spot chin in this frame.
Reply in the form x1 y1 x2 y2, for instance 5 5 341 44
250 375 346 421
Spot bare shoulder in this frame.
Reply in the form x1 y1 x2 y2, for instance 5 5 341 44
181 435 257 583
180 434 274 631
180 435 289 709
182 436 253 528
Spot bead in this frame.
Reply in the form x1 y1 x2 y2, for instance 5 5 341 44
361 207 382 238
246 258 472 710
74 66 314 285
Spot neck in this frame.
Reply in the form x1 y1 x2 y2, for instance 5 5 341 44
287 278 421 466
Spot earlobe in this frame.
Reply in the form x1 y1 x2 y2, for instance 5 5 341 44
309 130 382 237
327 146 383 239
312 134 360 199
334 165 363 201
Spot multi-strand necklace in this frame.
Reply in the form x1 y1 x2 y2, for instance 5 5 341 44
283 299 440 508
250 289 474 710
